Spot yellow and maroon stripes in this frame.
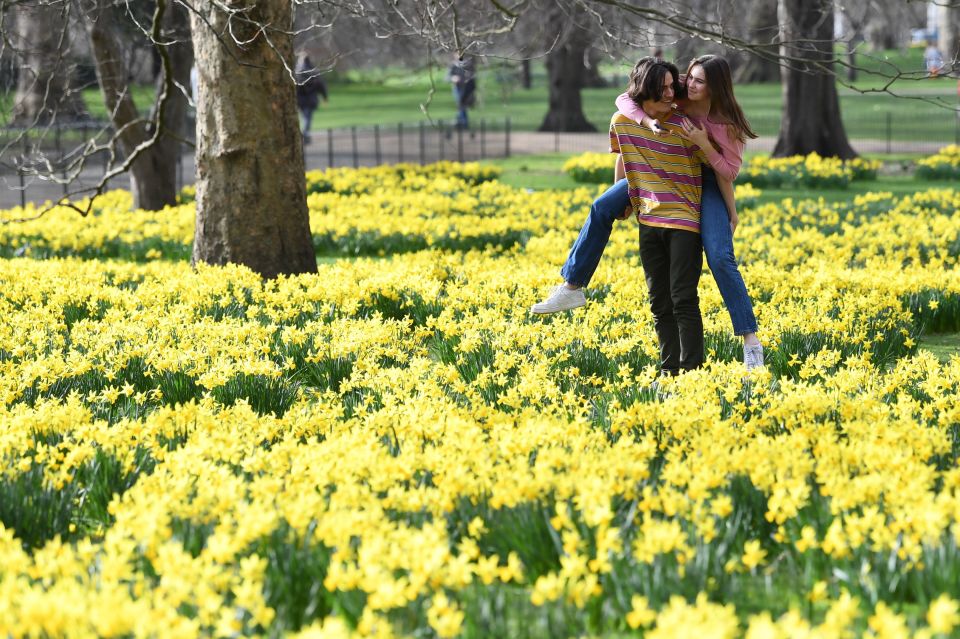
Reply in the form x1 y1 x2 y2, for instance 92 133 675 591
609 112 702 233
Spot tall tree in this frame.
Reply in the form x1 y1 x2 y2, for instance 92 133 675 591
733 0 780 84
582 47 609 88
837 3 867 83
538 4 596 132
863 1 924 52
520 59 532 89
10 3 85 124
773 0 857 158
85 0 191 211
672 33 699 68
938 3 960 70
189 0 317 278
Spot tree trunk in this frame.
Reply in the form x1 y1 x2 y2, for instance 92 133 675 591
538 7 596 133
839 11 866 83
190 0 317 278
846 47 857 82
11 4 86 125
520 59 531 89
938 4 960 69
673 35 698 70
86 0 189 211
773 0 857 159
865 20 895 52
127 6 192 210
733 0 780 84
581 47 608 88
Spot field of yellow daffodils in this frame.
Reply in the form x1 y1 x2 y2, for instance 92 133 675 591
2 160 960 638
563 151 881 189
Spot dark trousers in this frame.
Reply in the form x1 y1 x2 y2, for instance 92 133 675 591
639 224 704 374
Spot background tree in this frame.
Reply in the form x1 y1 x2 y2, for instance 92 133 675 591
733 0 780 84
292 0 946 150
863 1 925 52
668 0 720 67
938 2 960 72
537 3 596 132
520 59 532 89
9 3 85 124
190 0 316 278
838 0 934 82
836 1 871 82
582 47 610 88
85 0 191 211
773 0 857 158
293 4 428 77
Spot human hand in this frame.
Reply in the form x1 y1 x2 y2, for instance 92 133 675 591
729 210 739 235
681 118 709 148
648 119 666 136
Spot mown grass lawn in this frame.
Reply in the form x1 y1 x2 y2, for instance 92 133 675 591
58 49 959 140
292 76 959 141
919 332 960 363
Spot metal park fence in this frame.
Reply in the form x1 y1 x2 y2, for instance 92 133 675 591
0 121 190 208
308 119 512 169
0 118 513 208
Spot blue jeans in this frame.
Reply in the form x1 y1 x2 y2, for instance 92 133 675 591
700 166 758 336
559 169 758 335
300 107 315 139
560 179 630 287
452 87 469 129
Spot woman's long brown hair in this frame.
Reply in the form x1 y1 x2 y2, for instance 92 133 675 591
688 54 757 143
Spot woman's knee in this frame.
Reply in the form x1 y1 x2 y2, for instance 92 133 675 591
589 200 621 226
592 181 629 219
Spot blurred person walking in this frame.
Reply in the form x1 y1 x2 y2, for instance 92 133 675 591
447 54 476 130
925 40 945 77
296 55 328 143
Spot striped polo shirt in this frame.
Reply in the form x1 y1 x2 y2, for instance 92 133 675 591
609 110 704 233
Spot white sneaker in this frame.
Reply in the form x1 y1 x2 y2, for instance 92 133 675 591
744 343 765 370
649 379 675 400
530 285 587 314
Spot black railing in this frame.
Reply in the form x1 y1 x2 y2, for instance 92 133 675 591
0 118 514 207
307 118 512 170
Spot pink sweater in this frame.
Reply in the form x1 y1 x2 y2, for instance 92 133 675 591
615 92 744 181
